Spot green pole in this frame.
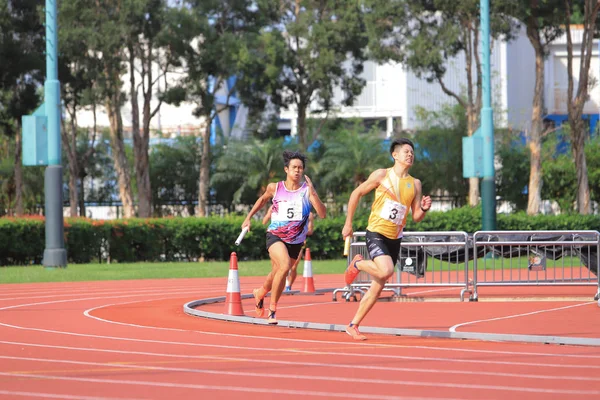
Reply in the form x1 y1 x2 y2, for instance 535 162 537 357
480 0 496 230
43 0 67 267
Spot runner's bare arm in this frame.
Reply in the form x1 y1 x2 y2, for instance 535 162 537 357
342 169 386 239
243 183 277 231
304 175 326 219
262 205 273 225
411 179 432 222
307 212 315 236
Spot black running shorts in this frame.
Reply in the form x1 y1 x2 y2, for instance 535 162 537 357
266 232 303 260
365 229 402 266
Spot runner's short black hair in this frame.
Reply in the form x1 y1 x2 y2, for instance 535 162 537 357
389 138 415 156
283 150 307 168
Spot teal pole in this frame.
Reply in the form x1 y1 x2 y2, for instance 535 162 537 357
480 0 496 230
43 0 67 267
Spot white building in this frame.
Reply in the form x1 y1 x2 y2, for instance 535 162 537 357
278 26 537 137
544 28 600 134
76 26 599 141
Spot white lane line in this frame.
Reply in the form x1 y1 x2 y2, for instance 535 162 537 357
0 284 221 298
407 288 460 296
0 372 465 400
3 354 600 395
0 288 224 302
450 302 595 332
84 299 600 359
0 344 597 382
0 319 598 370
0 390 143 400
3 292 600 362
277 301 342 310
0 290 207 311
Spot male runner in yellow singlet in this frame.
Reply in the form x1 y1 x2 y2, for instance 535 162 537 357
341 138 432 340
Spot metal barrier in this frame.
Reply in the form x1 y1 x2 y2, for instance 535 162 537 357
471 230 600 301
332 231 472 302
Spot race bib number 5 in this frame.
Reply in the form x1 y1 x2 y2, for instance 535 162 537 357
272 200 303 221
379 199 407 225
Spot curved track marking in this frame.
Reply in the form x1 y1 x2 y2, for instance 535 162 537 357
1 360 599 397
277 301 341 310
0 390 139 400
1 318 598 370
0 372 466 400
84 299 600 358
0 288 223 302
0 345 597 382
3 289 600 360
449 302 595 332
1 280 599 399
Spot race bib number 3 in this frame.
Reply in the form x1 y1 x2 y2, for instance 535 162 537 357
379 199 407 225
272 200 303 221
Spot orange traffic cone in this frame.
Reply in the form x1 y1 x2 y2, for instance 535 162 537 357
302 248 315 293
224 252 244 316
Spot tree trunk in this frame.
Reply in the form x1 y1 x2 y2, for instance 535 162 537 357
78 101 98 218
563 0 598 214
106 97 135 218
138 49 154 219
129 45 151 218
297 103 307 151
14 125 24 216
462 22 480 207
198 123 211 217
79 175 86 217
129 45 152 218
571 118 591 213
68 163 79 217
466 105 480 207
63 116 79 218
135 118 152 217
526 31 545 215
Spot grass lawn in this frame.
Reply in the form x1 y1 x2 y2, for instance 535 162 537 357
0 259 349 284
0 256 589 285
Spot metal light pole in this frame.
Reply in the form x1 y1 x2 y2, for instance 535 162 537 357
480 0 496 230
43 0 67 267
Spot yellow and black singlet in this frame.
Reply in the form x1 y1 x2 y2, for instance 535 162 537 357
366 168 416 239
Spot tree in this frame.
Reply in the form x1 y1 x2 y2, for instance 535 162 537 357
563 0 599 214
409 104 470 207
254 0 369 151
364 0 517 206
541 133 577 213
164 0 276 216
150 136 201 216
59 0 105 217
211 138 286 208
318 123 390 199
126 0 174 218
495 133 530 211
502 0 564 215
0 0 44 216
60 0 136 217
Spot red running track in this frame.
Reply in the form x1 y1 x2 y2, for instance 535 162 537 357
0 274 599 400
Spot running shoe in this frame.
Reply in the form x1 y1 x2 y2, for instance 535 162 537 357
344 254 363 285
345 324 367 340
253 288 265 317
267 309 278 325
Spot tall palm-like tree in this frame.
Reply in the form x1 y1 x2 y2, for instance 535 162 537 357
319 126 390 201
211 138 288 206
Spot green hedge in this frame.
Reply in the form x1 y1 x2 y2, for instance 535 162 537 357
1 207 599 265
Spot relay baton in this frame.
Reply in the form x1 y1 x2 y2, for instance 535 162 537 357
343 236 351 256
235 227 249 246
